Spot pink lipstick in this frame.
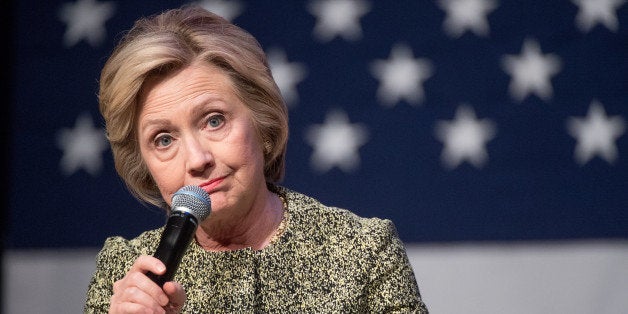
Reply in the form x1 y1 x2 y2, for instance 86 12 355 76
199 176 225 193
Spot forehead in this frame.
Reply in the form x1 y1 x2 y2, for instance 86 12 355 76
139 62 237 108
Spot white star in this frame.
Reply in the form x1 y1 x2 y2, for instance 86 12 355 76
567 100 625 165
58 0 116 48
305 109 369 173
435 104 496 169
438 0 498 38
370 44 434 107
267 48 308 107
56 113 109 176
195 0 244 21
572 0 625 32
308 0 371 42
501 39 562 102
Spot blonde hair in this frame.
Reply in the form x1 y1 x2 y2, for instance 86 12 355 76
99 5 288 209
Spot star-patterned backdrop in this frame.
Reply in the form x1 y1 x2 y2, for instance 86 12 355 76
8 0 628 248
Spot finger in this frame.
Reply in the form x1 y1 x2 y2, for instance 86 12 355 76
115 285 166 312
110 256 170 311
111 280 165 313
162 282 187 312
110 301 165 314
128 255 166 275
123 271 170 306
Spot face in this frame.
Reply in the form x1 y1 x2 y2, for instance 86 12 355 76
137 62 267 221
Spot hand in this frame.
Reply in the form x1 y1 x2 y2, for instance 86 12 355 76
109 255 186 314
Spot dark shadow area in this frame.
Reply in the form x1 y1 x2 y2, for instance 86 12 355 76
1 0 15 312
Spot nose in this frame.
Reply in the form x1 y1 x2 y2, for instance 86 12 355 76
183 133 213 176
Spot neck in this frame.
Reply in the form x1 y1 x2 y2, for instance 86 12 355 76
194 189 284 251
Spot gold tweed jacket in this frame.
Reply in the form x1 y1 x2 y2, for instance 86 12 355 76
84 186 429 313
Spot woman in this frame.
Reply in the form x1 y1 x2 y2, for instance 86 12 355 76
85 5 428 313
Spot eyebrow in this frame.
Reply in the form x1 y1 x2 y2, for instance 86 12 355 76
139 95 226 132
139 118 170 134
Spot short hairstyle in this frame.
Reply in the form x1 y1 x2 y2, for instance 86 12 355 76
99 5 288 209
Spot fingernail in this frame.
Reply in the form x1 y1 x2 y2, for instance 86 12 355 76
157 264 165 273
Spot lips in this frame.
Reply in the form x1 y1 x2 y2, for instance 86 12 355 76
199 176 226 194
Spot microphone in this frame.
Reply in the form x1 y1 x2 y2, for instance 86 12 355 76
147 185 211 286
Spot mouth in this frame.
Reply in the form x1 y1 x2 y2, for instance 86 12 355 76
199 176 226 194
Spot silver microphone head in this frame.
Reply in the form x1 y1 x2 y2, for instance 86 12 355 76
171 185 211 221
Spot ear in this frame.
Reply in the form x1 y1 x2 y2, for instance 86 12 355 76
263 140 272 155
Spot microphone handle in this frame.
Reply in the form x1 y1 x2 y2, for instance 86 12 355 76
147 211 198 287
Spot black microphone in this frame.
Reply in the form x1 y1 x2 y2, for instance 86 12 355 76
147 185 211 287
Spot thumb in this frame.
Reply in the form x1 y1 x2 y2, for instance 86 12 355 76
162 281 186 313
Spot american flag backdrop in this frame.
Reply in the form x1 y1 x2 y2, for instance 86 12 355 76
5 0 628 313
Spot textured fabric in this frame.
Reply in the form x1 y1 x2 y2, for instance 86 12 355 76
84 187 428 313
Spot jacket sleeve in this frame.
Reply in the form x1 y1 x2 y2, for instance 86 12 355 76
363 219 429 313
83 236 141 313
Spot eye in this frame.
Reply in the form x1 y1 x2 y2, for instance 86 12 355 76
206 114 225 129
154 134 173 147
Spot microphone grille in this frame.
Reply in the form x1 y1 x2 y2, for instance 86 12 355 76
171 185 211 221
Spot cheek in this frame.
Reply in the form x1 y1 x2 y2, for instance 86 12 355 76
239 131 265 166
140 148 182 198
221 136 266 183
139 147 159 178
222 121 265 163
220 141 260 170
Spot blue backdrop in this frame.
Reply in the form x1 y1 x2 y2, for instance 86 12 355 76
9 0 628 248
